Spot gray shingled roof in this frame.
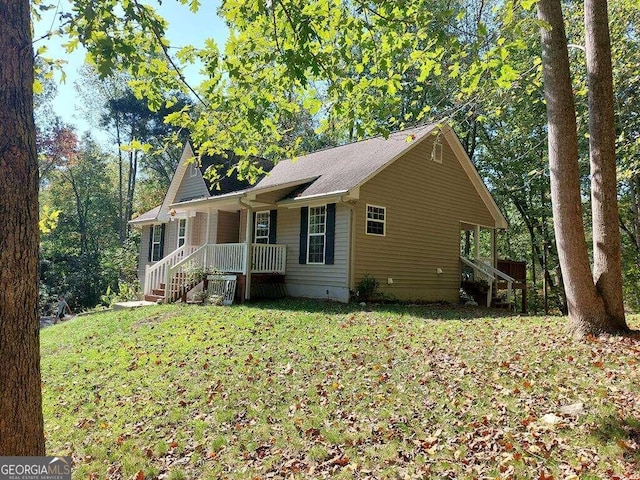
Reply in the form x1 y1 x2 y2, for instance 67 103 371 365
129 205 161 225
254 124 437 199
200 152 273 196
132 124 440 224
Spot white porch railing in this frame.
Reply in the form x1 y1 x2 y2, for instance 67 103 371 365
165 243 247 301
252 243 287 274
204 243 247 273
159 243 287 302
144 244 197 296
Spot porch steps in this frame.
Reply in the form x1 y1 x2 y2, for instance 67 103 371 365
144 277 190 303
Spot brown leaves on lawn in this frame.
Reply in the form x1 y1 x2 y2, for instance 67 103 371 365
40 304 640 479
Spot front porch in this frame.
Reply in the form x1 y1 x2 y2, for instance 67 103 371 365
144 242 286 303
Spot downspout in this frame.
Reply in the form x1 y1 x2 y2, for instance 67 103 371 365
239 197 254 301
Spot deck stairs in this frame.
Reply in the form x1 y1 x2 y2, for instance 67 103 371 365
460 256 521 311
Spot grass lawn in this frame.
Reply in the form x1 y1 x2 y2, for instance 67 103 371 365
41 300 640 479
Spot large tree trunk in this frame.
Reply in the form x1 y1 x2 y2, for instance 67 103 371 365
537 0 609 337
584 0 629 332
0 0 46 455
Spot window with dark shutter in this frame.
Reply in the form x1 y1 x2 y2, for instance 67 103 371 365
299 207 308 264
150 224 165 262
325 203 336 265
147 225 153 262
307 205 326 264
269 209 277 244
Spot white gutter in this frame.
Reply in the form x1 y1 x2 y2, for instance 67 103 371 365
277 190 350 208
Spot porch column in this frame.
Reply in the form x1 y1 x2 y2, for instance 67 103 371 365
243 205 254 300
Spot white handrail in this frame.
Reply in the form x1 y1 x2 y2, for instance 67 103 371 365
460 255 494 307
165 243 248 302
165 244 208 302
476 260 515 310
144 244 197 296
476 260 516 283
158 243 288 303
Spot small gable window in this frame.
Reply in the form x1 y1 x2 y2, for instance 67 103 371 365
254 211 270 244
189 161 198 177
307 205 326 264
366 205 386 236
432 138 443 164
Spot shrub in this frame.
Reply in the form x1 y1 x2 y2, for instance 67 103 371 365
357 274 379 301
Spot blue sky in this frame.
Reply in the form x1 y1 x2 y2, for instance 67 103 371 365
33 1 227 137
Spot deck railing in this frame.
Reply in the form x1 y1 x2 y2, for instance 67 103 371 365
144 244 197 296
252 243 287 274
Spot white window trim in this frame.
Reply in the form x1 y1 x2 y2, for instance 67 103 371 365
151 225 163 262
254 211 270 244
365 204 386 236
189 161 198 177
177 218 188 248
307 205 326 265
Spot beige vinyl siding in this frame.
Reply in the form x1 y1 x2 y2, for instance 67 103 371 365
190 212 208 245
137 225 152 289
175 166 209 202
205 211 217 245
354 136 497 302
165 219 179 252
217 210 241 244
279 204 350 302
137 222 171 290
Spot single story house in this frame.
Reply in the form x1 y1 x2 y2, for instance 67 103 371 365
130 123 510 304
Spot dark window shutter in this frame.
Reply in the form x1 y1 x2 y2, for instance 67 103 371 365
269 209 277 244
325 203 336 265
147 226 153 262
252 212 257 242
159 223 166 259
299 207 308 264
